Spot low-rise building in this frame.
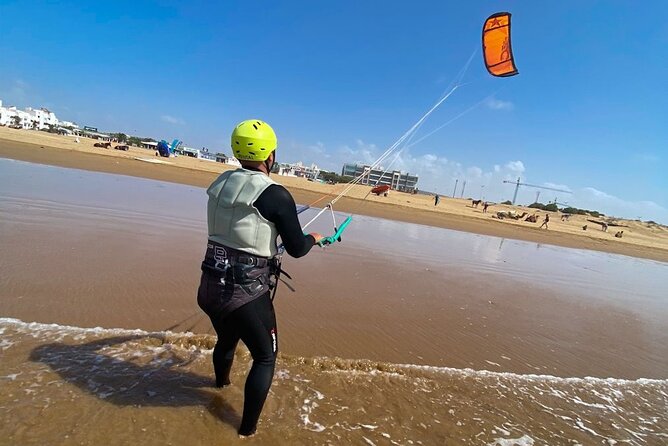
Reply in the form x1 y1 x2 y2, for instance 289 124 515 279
215 153 241 167
0 104 33 128
25 107 58 129
276 161 320 179
176 146 198 157
174 146 216 161
59 120 78 129
78 127 111 141
141 141 159 150
0 99 78 130
341 163 418 192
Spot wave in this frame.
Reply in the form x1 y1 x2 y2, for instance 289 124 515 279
3 316 667 445
2 317 665 385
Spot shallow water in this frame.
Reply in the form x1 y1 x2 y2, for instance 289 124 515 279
1 158 668 444
2 158 665 316
2 318 667 445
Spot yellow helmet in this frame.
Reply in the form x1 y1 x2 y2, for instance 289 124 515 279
231 119 277 161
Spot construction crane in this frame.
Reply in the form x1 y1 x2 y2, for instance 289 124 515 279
503 177 571 205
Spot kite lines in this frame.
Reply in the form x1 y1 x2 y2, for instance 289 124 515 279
295 11 519 246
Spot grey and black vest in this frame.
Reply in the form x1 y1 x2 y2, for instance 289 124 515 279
198 169 280 318
206 168 279 258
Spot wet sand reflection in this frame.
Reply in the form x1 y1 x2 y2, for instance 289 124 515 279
1 160 667 379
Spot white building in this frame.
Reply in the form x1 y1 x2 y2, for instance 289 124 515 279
141 141 159 150
25 107 58 129
341 163 419 193
175 146 217 161
59 120 78 128
0 104 33 129
84 131 111 141
0 98 78 130
276 161 320 179
215 153 242 167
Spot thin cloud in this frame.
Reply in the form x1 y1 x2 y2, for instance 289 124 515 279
485 97 514 111
13 79 29 96
281 140 333 168
505 160 525 173
7 79 29 103
576 187 668 222
543 182 573 193
638 153 660 162
282 136 667 222
161 115 185 125
282 137 530 197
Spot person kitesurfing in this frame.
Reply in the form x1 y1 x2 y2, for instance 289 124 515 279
196 119 323 437
194 11 520 437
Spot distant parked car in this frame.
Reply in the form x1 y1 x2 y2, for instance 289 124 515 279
114 145 129 151
94 142 112 149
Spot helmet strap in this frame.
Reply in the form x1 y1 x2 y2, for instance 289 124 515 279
264 153 275 174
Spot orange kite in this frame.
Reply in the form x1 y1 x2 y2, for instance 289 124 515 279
482 12 519 77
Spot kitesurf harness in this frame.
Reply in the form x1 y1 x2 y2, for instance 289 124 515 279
201 240 291 301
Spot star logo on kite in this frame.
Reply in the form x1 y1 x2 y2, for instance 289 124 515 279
489 18 501 28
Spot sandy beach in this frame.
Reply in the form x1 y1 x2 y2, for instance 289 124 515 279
1 133 667 444
2 154 667 380
3 4 667 443
2 126 668 263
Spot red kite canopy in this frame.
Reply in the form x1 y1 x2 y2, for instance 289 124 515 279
482 12 519 77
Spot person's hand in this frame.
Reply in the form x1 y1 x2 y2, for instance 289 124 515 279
309 232 324 244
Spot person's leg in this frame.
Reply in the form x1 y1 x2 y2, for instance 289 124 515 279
198 268 240 387
234 293 278 436
211 315 240 388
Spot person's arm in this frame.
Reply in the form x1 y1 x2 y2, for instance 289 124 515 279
253 184 320 258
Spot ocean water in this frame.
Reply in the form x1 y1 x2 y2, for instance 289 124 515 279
2 318 667 445
1 158 667 444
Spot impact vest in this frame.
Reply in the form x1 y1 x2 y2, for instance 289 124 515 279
206 168 279 258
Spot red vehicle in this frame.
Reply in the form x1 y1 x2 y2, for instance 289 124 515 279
371 184 391 196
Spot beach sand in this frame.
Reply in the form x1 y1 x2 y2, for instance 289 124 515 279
2 129 667 444
2 126 668 378
2 126 668 263
1 153 666 381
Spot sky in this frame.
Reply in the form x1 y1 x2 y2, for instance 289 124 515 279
1 1 667 222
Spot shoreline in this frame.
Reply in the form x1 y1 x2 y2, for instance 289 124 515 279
1 127 667 263
3 161 666 380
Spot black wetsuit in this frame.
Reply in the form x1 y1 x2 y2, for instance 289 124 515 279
197 179 315 436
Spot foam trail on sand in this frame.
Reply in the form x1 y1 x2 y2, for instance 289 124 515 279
1 317 666 445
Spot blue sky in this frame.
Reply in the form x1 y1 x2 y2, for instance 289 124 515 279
1 1 667 222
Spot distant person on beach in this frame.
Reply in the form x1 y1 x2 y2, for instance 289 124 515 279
540 213 550 229
434 194 440 206
483 202 489 213
196 119 323 437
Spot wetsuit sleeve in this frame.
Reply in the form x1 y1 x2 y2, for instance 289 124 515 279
253 184 315 258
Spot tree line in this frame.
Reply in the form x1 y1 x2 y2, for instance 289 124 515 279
528 202 602 217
